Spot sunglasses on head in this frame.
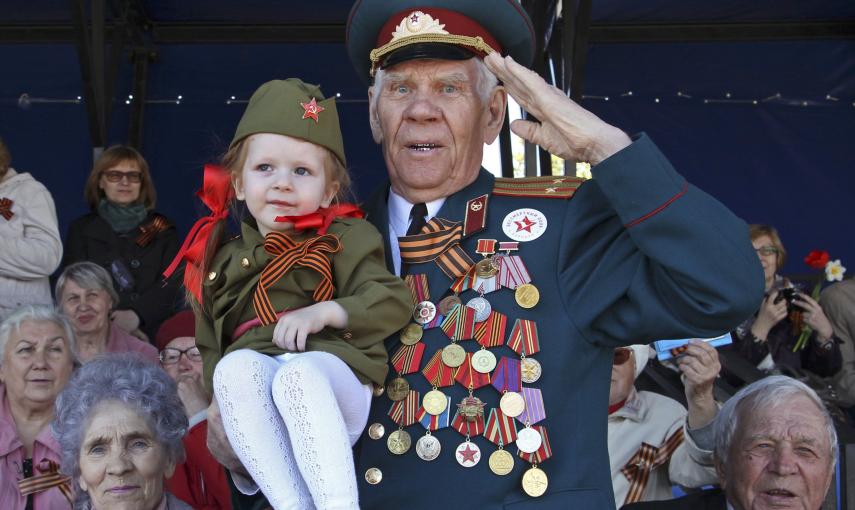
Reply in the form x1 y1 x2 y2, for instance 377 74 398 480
613 348 632 366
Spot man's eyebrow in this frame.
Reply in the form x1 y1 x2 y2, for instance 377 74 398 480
436 72 470 83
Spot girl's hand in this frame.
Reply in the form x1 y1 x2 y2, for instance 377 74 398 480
751 290 787 340
793 293 835 343
272 301 348 352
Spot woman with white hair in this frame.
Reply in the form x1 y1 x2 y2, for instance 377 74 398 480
0 305 77 509
55 262 158 363
53 354 191 509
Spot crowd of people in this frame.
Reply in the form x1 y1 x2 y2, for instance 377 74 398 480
0 1 852 509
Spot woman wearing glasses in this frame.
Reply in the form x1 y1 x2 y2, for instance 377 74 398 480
155 310 232 509
63 145 180 340
732 224 841 377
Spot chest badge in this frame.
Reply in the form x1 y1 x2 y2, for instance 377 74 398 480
502 208 547 242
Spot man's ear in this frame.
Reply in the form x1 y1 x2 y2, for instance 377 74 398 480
482 86 507 145
367 87 384 144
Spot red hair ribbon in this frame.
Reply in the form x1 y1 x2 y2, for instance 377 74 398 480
275 203 364 235
163 164 234 303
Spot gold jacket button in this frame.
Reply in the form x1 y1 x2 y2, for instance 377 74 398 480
240 257 251 269
367 423 385 440
372 384 385 398
364 468 382 485
207 271 217 281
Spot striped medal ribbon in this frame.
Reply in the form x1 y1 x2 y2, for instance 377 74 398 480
454 352 492 390
388 390 421 427
421 349 455 387
507 319 541 356
485 408 519 446
518 425 553 463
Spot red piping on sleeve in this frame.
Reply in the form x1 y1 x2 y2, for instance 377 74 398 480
623 181 689 228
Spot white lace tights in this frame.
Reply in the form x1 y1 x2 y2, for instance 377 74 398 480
214 349 371 510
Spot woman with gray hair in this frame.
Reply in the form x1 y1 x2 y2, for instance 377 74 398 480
53 353 191 509
55 262 158 363
0 305 76 509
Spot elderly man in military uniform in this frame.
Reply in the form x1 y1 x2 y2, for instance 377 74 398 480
207 1 764 508
346 1 762 509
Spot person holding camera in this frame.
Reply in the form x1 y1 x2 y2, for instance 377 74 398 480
732 224 841 377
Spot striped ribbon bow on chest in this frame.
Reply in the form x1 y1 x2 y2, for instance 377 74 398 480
621 427 685 505
17 458 73 504
0 197 14 220
398 217 474 278
136 215 171 247
253 231 342 326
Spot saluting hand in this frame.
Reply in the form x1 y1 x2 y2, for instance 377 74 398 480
483 52 631 165
272 301 349 352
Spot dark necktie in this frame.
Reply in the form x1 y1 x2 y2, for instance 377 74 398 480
401 203 428 275
406 202 428 236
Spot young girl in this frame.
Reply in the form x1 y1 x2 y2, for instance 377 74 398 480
166 79 412 509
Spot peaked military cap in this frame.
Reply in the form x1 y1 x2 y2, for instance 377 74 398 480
346 0 535 84
231 78 346 166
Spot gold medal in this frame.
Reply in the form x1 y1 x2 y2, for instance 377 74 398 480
385 376 410 401
416 433 441 461
367 423 385 440
423 389 448 415
457 395 486 422
399 323 423 345
475 257 497 278
441 343 466 368
413 300 437 324
499 391 525 417
488 449 514 475
364 467 382 485
521 465 549 497
520 357 542 384
471 349 497 374
515 283 540 309
386 429 412 455
437 295 462 316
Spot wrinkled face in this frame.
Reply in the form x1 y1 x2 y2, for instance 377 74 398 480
59 279 112 338
160 336 202 381
0 320 74 407
721 395 834 510
99 160 142 206
79 400 174 510
234 133 338 237
609 348 635 405
369 58 505 203
752 235 780 291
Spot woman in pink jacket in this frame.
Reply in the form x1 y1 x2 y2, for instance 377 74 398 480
0 305 77 509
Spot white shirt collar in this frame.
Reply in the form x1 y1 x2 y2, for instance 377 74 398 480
387 187 445 275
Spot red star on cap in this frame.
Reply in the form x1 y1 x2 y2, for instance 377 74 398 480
514 215 535 233
458 444 478 463
300 97 325 123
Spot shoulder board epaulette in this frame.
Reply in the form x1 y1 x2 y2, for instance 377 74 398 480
492 176 585 199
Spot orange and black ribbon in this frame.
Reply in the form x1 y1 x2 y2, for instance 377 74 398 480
398 217 474 279
0 197 14 220
252 232 341 326
404 274 430 304
136 215 171 247
17 458 73 505
621 427 685 505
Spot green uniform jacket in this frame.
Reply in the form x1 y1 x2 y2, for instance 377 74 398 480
195 216 413 391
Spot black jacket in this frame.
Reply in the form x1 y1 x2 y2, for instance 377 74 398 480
62 211 181 338
621 488 726 510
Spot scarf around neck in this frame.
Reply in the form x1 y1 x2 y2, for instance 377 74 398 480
97 199 148 233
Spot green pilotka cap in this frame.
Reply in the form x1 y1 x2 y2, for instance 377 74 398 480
230 78 347 166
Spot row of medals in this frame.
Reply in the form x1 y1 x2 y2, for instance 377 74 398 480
368 248 549 497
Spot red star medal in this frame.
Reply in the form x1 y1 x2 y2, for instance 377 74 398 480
514 215 535 233
300 97 325 123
